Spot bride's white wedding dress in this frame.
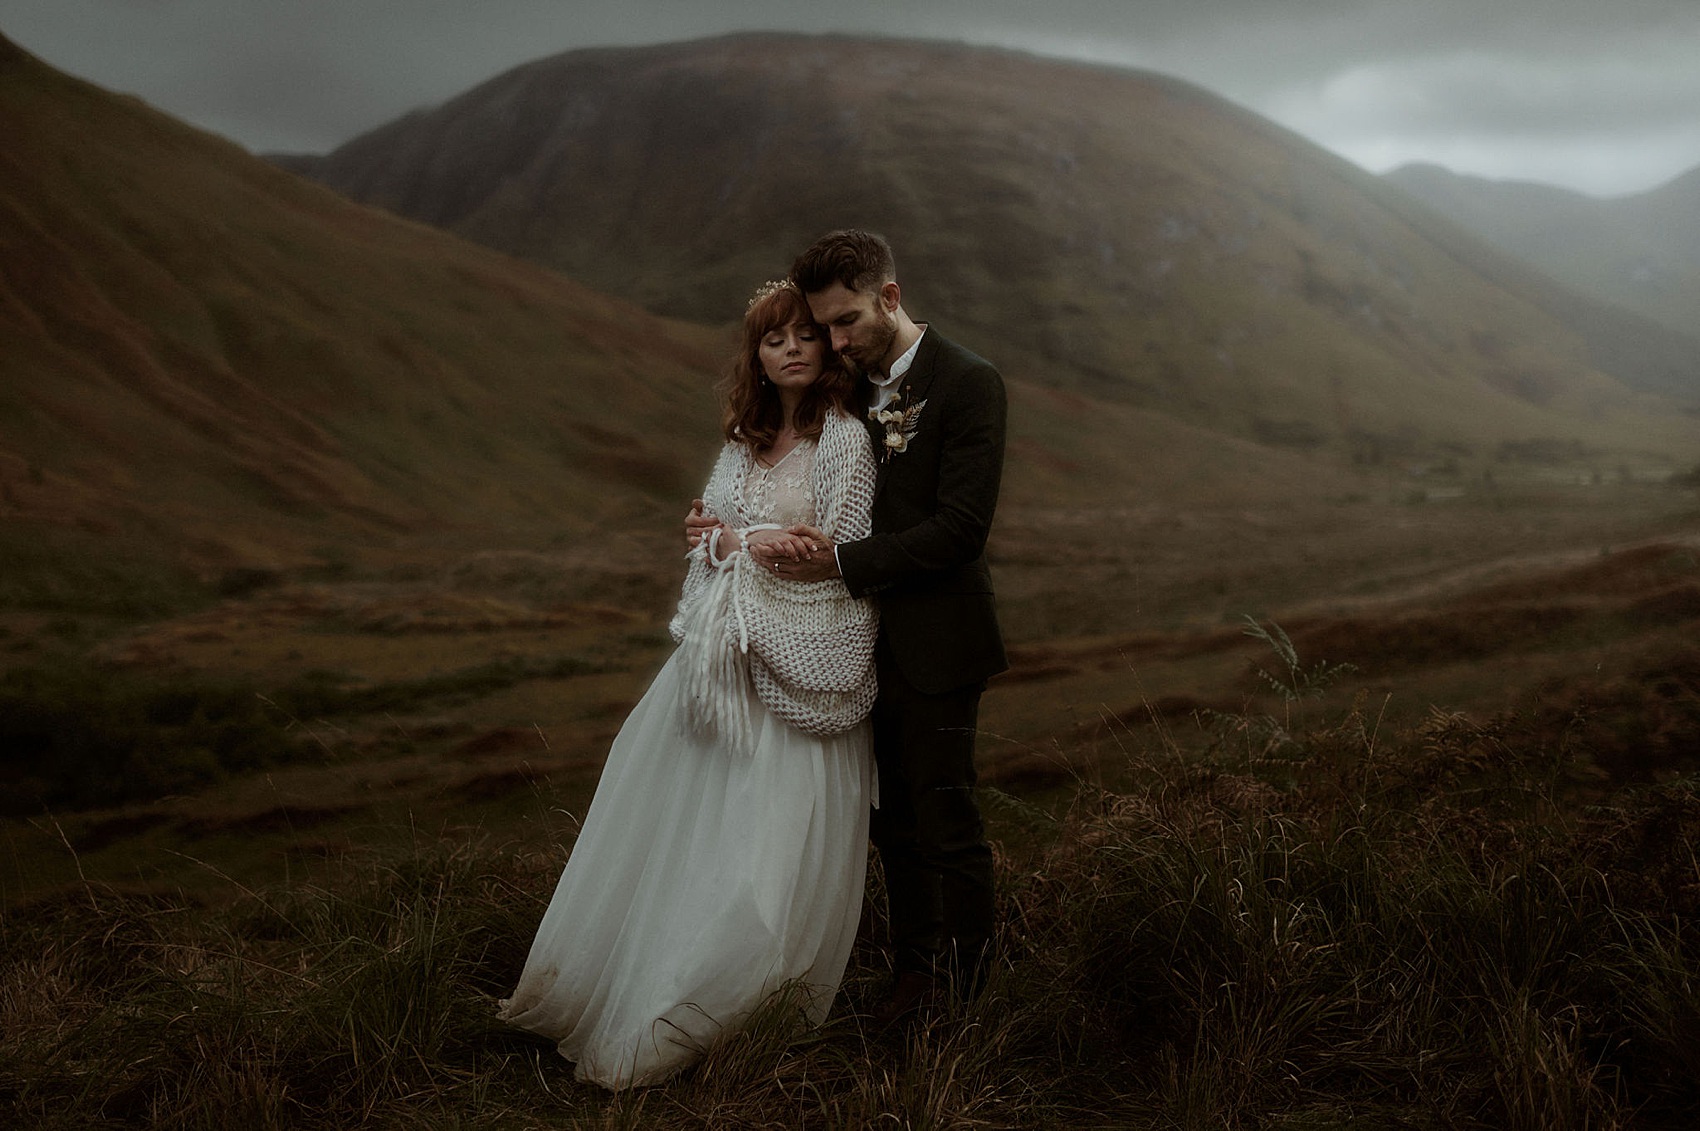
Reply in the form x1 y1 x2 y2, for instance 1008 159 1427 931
499 410 878 1089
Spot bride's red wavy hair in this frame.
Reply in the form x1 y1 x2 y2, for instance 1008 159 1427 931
721 284 856 448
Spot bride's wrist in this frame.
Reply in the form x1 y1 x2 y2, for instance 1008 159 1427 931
706 525 734 566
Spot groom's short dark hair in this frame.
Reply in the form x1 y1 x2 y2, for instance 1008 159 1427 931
791 229 895 296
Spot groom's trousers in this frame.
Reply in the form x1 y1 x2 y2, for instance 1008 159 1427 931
868 638 995 984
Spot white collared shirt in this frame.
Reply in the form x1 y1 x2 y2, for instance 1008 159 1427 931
869 326 926 411
834 327 926 575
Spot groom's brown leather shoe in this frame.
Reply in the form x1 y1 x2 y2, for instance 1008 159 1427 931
872 970 939 1027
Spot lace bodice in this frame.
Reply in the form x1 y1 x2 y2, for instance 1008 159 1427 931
741 440 817 527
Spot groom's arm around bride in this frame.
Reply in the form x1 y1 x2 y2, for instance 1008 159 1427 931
758 229 1008 1011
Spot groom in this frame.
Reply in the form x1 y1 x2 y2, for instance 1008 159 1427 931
758 229 1008 1017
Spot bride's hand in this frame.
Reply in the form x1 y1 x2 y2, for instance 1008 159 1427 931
762 524 841 582
745 528 814 562
786 524 833 559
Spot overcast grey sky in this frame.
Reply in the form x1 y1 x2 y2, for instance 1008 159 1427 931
5 0 1699 197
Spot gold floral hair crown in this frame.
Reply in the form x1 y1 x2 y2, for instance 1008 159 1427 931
746 277 798 309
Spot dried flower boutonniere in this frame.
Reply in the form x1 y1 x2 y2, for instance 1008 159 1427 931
869 385 926 462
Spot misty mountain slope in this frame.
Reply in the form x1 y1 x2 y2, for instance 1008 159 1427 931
1386 162 1700 345
0 31 722 572
287 34 1697 466
0 25 1367 611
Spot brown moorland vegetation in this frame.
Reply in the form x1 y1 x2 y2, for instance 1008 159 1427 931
4 605 1699 1128
3 29 1700 1129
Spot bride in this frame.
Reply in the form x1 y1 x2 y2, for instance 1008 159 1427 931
498 279 880 1089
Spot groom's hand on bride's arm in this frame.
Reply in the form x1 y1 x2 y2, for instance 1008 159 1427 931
684 499 718 550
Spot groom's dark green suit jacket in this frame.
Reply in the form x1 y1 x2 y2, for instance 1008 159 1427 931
837 328 1008 696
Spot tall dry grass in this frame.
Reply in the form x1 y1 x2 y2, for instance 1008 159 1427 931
4 628 1697 1128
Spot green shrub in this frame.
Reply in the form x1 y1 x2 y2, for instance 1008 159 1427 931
0 651 605 813
0 662 300 813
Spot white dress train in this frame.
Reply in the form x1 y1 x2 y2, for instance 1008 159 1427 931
499 416 878 1088
498 656 870 1087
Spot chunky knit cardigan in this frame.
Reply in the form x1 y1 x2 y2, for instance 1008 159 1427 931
668 409 879 744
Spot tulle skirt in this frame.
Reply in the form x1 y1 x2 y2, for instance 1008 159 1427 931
498 650 872 1088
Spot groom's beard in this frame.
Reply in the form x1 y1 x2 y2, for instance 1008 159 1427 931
843 310 898 377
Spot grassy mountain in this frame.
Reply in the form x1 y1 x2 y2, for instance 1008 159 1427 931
1386 161 1700 345
0 28 1368 612
4 36 1699 1126
284 33 1698 469
0 30 721 597
5 24 1694 606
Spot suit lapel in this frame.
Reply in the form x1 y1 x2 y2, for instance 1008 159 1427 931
899 327 944 408
868 328 944 497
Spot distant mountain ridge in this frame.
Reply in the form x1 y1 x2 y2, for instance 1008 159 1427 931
0 28 1365 597
1385 162 1700 343
4 29 1698 601
281 34 1697 466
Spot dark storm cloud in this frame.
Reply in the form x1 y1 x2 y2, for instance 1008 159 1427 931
3 0 1698 193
